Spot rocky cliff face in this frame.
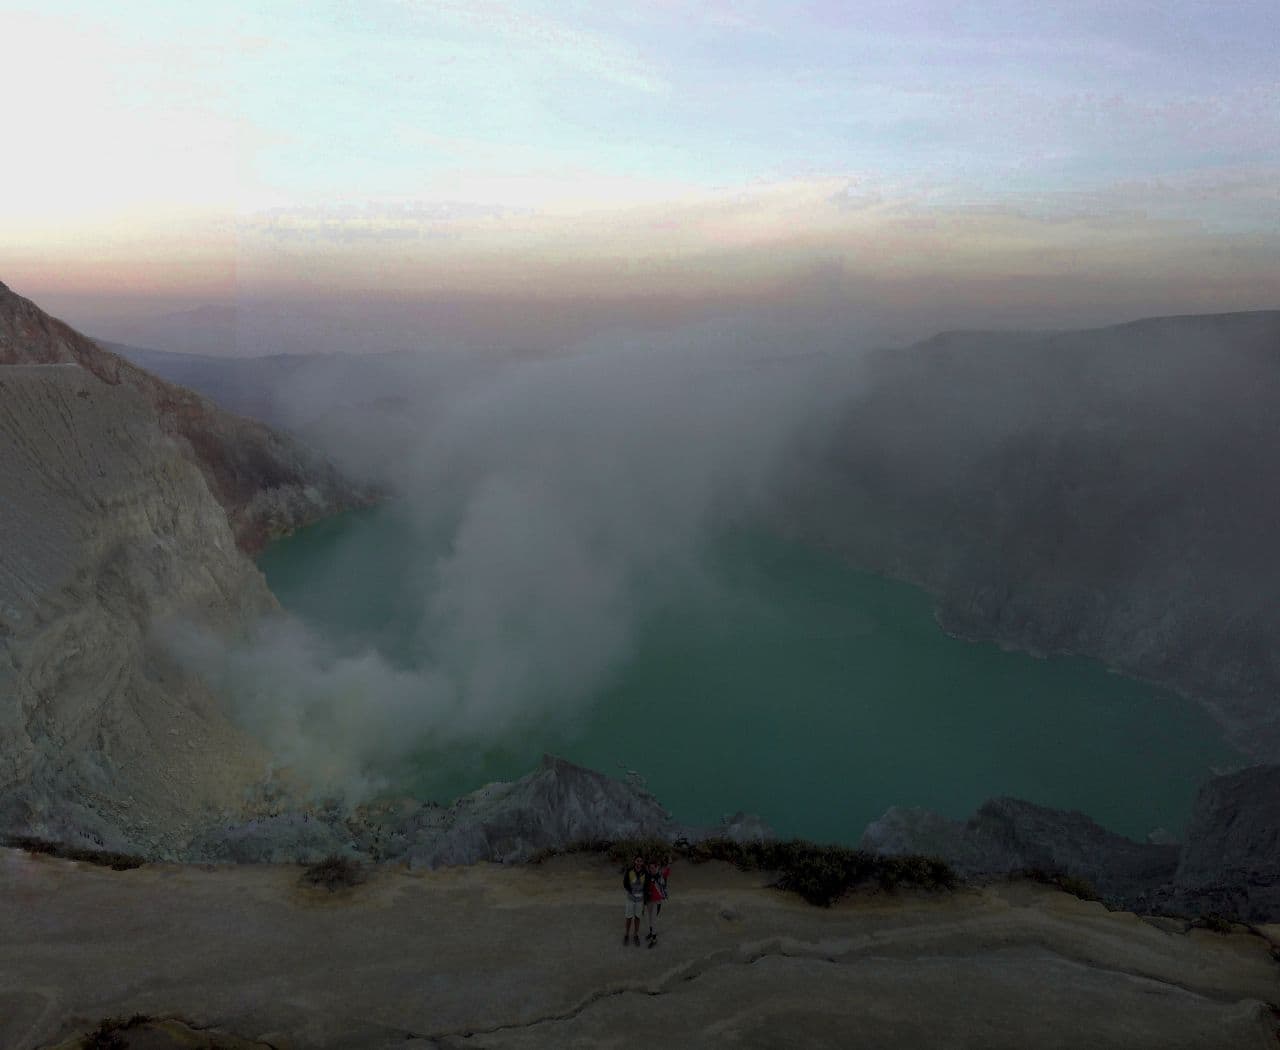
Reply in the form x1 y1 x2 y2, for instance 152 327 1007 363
0 282 376 853
860 764 1280 921
0 282 371 552
188 754 773 866
0 366 275 853
785 311 1280 761
1168 764 1280 921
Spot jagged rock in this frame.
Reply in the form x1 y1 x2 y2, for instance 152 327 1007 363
1165 764 1280 922
0 280 371 553
402 755 679 868
187 813 358 865
861 767 1280 921
860 797 1180 905
189 756 775 868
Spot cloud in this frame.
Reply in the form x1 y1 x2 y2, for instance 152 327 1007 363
397 0 670 95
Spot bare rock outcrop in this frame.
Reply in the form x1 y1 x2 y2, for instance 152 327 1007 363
860 765 1280 921
860 797 1180 905
0 280 371 552
189 755 773 866
1164 764 1280 921
0 281 375 853
0 366 275 853
400 754 679 868
785 310 1280 760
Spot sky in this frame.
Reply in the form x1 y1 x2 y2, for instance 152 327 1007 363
3 0 1277 351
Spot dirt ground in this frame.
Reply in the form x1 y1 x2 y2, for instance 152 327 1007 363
2 847 1276 1049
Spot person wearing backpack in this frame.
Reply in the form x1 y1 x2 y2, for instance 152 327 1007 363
643 857 670 947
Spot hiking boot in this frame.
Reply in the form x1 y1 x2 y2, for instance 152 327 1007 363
648 935 657 948
632 935 641 946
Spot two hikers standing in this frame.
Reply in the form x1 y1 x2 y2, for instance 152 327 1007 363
622 855 670 947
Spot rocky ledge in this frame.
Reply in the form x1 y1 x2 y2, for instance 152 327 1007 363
186 754 772 868
860 763 1280 922
170 754 1279 925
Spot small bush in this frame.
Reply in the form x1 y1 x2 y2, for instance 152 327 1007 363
1196 913 1235 935
1054 874 1102 902
301 853 365 892
3 835 145 871
604 838 674 867
527 839 617 865
80 1014 153 1049
1016 868 1101 902
557 836 955 907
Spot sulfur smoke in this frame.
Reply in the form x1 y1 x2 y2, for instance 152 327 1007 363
169 315 867 799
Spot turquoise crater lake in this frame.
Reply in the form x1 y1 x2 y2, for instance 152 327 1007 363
259 506 1237 843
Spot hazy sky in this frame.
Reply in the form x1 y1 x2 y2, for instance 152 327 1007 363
4 0 1277 349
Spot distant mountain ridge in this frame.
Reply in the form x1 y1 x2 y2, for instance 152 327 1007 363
785 307 1280 760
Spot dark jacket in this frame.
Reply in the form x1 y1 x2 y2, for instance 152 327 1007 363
623 867 646 900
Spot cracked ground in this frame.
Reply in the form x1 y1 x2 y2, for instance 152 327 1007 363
3 849 1277 1049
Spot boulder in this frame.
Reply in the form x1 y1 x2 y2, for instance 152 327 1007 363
861 797 1180 906
1167 764 1280 922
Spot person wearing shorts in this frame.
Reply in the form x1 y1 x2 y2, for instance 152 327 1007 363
622 855 646 946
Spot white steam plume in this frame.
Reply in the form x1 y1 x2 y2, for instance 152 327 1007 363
172 315 866 798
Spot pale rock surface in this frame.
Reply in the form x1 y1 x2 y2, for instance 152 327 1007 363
3 850 1276 1049
0 280 370 553
0 281 375 855
0 366 276 853
190 755 775 866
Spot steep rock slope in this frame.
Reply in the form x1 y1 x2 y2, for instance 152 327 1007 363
0 366 274 853
860 763 1280 921
187 754 771 865
1172 764 1280 920
787 311 1280 759
0 282 369 552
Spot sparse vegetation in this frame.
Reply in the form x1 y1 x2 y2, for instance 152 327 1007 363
80 1014 153 1049
301 853 366 891
530 836 956 907
1196 913 1235 935
3 835 145 871
1015 867 1102 903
